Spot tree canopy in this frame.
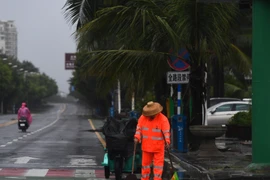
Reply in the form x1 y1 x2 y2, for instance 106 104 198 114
0 57 58 113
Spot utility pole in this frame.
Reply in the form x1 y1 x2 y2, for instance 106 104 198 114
131 92 135 111
0 100 3 115
117 79 121 114
0 71 3 114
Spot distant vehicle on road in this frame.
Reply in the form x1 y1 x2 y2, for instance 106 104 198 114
207 101 251 125
208 97 242 108
18 117 29 132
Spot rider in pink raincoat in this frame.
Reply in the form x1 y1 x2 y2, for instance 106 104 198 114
17 102 32 125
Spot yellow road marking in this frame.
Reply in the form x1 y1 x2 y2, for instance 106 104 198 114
88 119 106 148
61 104 66 113
0 120 17 127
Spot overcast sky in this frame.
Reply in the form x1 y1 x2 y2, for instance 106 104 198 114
0 0 76 94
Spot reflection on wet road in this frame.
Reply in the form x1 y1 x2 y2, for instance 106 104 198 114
0 103 110 179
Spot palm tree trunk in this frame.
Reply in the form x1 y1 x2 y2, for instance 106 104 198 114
1 100 3 114
188 63 205 150
213 57 224 97
155 76 168 115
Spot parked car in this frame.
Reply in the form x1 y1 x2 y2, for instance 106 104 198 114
242 98 252 103
208 97 242 108
207 101 252 125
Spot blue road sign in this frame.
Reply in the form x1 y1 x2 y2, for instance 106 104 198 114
168 48 190 71
71 86 75 92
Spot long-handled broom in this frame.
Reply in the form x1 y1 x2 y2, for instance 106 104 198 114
162 130 179 180
125 141 137 180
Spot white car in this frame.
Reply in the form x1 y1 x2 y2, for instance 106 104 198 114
207 101 252 125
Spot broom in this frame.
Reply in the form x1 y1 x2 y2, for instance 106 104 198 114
161 130 179 180
125 141 137 180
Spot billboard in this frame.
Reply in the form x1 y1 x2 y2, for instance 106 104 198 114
65 53 76 70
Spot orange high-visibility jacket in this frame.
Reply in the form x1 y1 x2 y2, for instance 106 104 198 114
134 113 170 152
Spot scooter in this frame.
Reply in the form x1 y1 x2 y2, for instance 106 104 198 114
18 117 29 132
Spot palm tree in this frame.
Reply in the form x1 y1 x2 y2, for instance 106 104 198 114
209 8 252 98
64 0 251 147
63 0 126 49
63 0 104 29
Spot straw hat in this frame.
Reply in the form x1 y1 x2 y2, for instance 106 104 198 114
142 101 163 116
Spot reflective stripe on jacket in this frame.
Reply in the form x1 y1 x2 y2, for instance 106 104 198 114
134 113 170 152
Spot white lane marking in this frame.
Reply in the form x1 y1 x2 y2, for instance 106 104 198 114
5 177 27 179
68 155 96 158
1 104 66 148
25 169 48 177
70 158 97 166
75 169 95 178
13 156 39 164
63 155 98 168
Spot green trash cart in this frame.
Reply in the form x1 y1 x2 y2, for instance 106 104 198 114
101 143 142 180
101 117 141 180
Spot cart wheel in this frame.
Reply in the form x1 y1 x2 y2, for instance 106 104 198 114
114 157 123 180
104 166 110 179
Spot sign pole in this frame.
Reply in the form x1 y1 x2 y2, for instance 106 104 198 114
167 48 190 153
177 84 181 115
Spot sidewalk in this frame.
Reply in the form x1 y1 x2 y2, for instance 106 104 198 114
169 138 270 179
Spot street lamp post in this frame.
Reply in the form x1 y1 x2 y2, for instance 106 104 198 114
0 73 3 114
23 70 28 105
0 58 7 114
22 70 36 106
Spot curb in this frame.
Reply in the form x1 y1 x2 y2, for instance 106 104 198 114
169 152 212 180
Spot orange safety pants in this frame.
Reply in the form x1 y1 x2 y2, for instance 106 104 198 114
141 150 164 180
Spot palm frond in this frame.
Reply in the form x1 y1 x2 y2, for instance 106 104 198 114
229 44 252 75
78 49 170 92
75 1 182 51
168 0 238 56
70 0 249 101
224 83 242 93
63 0 102 28
224 83 251 98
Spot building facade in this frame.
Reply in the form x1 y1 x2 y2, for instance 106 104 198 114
0 20 17 58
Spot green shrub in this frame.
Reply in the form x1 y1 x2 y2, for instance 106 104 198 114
228 109 252 126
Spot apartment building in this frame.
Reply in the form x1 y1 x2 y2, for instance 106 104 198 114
0 20 17 58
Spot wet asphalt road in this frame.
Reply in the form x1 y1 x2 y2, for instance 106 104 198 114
0 103 107 179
